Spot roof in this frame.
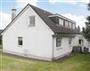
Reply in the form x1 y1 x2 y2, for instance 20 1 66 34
2 4 80 35
0 30 3 35
29 4 80 34
0 30 2 33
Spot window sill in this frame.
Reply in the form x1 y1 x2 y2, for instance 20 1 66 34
56 47 63 50
18 45 23 47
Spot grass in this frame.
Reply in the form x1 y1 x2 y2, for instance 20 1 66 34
0 53 90 71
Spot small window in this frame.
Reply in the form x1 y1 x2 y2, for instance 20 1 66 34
65 21 69 27
29 16 35 26
73 23 76 29
71 23 73 29
56 37 61 47
69 38 72 44
69 22 72 28
63 21 65 26
59 19 63 26
18 37 23 46
79 39 82 44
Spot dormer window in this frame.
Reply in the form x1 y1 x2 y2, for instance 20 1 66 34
73 23 76 29
71 23 73 29
65 21 69 27
59 19 63 26
69 22 71 28
29 16 35 27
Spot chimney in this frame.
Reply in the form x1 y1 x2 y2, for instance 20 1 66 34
11 9 16 20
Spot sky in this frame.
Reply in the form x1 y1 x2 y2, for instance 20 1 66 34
0 0 90 31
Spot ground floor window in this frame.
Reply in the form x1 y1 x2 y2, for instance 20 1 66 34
79 39 83 45
69 38 72 44
56 37 62 47
18 37 23 46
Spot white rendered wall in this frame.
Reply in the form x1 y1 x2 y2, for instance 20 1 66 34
53 37 72 59
2 5 54 61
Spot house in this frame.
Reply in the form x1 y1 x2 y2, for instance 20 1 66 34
0 30 2 34
2 4 81 61
72 34 90 53
0 30 2 44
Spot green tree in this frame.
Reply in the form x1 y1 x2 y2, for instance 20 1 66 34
82 3 90 41
88 3 90 10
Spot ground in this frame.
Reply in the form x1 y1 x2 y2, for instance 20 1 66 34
0 52 90 71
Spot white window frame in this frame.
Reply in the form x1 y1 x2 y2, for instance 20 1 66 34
69 22 72 28
73 23 75 29
65 21 69 27
29 16 35 27
56 37 62 47
59 19 63 26
18 37 23 47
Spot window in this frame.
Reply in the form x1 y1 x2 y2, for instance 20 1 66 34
59 19 63 26
71 23 73 29
29 16 35 26
18 37 23 46
79 39 82 44
69 38 72 44
56 37 61 47
73 23 75 29
63 21 65 26
65 21 69 27
67 22 70 28
69 22 72 28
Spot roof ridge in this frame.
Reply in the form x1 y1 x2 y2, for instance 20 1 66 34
29 4 54 15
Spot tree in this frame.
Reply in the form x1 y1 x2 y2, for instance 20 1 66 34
88 3 90 10
82 3 90 41
0 36 2 44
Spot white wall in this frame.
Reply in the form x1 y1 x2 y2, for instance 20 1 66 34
2 5 54 61
71 34 90 52
71 35 81 47
88 42 90 52
53 37 72 59
72 35 89 47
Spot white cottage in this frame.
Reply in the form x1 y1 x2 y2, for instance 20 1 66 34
72 34 90 53
1 4 80 61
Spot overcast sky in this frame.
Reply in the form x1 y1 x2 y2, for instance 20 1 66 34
0 0 90 30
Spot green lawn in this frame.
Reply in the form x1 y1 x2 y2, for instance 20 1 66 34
0 53 90 71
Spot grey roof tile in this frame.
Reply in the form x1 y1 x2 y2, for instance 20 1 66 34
29 4 80 34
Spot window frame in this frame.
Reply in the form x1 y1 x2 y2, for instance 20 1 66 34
79 39 83 45
18 37 23 46
29 16 35 27
59 18 64 26
69 38 72 44
65 21 69 27
56 37 62 47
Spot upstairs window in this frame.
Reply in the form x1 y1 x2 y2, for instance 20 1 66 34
18 37 23 46
71 23 73 29
29 16 35 26
65 21 69 27
73 23 76 29
69 22 72 28
59 19 63 26
56 37 62 47
63 21 65 26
